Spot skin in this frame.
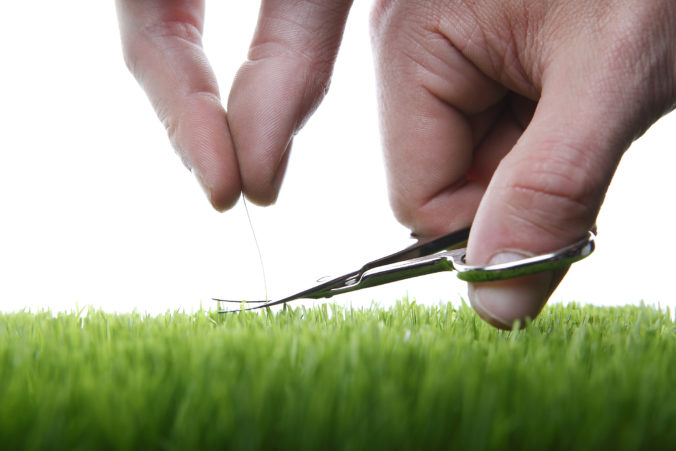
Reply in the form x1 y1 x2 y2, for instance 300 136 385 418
116 0 676 328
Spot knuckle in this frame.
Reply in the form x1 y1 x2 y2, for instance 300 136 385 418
140 20 203 48
386 187 449 239
120 19 204 89
370 0 439 41
501 142 602 235
385 177 429 232
119 35 144 78
119 38 137 75
389 193 416 230
250 1 350 71
369 0 396 36
245 37 336 113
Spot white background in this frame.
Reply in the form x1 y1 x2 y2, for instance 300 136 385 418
1 2 674 314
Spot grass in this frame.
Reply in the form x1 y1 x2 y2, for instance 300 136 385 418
1 300 675 450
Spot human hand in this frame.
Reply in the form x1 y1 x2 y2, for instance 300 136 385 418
115 0 352 209
370 0 676 328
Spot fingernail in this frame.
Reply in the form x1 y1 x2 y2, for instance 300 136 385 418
470 252 553 329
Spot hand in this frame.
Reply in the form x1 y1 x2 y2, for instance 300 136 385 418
370 0 676 327
115 0 353 209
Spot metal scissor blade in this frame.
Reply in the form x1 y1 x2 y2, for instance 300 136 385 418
353 227 469 275
214 269 363 312
326 248 465 296
215 228 471 313
215 247 470 313
214 299 270 304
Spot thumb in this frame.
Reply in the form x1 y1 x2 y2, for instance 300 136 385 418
466 75 629 329
227 0 353 205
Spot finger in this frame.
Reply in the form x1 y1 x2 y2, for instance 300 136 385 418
116 0 240 211
370 2 506 238
466 69 628 329
227 0 353 205
467 95 537 187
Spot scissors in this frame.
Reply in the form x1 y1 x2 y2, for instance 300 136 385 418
215 226 596 312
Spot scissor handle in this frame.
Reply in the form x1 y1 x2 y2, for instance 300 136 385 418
451 229 596 282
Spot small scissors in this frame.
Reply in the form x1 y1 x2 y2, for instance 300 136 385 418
215 226 596 312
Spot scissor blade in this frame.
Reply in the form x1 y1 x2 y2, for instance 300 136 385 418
217 293 314 313
217 303 274 313
215 269 363 312
215 228 471 313
354 227 469 276
327 249 463 297
212 298 270 304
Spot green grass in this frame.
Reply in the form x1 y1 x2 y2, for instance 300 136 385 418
1 300 675 450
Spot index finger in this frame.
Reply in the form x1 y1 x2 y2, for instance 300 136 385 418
370 3 505 238
116 0 240 210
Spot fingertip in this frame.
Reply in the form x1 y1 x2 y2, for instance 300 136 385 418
235 138 292 207
191 167 240 212
169 93 242 212
469 271 553 330
208 184 241 213
227 58 309 206
240 190 279 208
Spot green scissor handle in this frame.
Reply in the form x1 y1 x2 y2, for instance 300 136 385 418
451 230 596 283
